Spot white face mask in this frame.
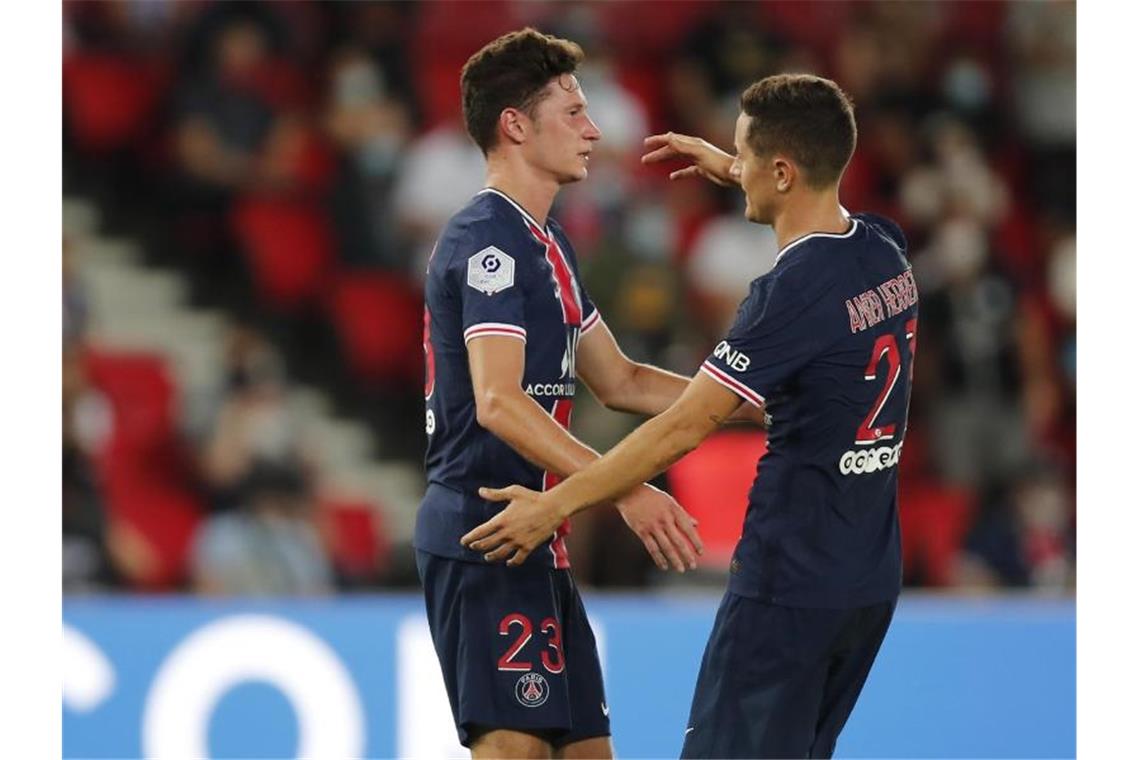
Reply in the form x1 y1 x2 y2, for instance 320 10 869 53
936 218 987 283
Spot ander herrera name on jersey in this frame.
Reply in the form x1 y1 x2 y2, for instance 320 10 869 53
416 188 603 569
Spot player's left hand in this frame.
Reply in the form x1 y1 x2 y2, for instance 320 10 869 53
461 485 563 566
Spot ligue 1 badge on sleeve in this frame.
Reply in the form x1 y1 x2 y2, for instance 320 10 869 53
515 672 550 707
467 246 515 295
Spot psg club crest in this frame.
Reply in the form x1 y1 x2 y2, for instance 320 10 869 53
515 672 550 708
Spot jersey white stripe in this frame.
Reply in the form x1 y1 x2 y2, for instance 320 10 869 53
464 322 527 344
699 361 766 408
580 309 602 335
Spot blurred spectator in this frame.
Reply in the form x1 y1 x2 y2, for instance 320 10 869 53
324 47 414 269
63 237 90 344
329 1 420 125
1007 1 1076 219
172 17 280 192
916 217 1030 486
197 326 314 512
685 210 777 335
392 121 485 276
955 463 1074 590
62 344 117 592
191 463 334 596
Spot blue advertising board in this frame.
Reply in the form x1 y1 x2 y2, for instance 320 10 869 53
64 594 1074 758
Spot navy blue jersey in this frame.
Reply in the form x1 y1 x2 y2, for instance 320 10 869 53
700 213 918 608
415 189 602 569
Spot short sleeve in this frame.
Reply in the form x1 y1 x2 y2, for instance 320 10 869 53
455 243 528 344
579 282 602 335
700 270 832 407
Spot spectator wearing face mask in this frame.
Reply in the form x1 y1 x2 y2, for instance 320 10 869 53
191 463 334 596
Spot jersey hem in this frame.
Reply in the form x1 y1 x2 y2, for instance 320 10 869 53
464 322 527 344
580 309 602 335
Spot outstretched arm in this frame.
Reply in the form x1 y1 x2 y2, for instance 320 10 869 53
642 132 740 187
577 320 769 426
462 373 745 566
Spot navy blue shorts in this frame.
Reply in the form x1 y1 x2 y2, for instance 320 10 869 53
681 592 895 759
416 550 611 748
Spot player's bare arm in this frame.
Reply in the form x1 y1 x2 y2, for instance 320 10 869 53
577 321 768 424
641 132 739 187
576 320 689 416
462 373 743 566
468 334 702 571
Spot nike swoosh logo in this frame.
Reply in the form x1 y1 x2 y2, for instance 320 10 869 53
601 702 609 716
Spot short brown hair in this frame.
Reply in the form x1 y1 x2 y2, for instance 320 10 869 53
740 74 857 189
460 28 584 154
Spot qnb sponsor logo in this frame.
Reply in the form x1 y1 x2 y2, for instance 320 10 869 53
838 441 904 475
525 382 576 397
713 341 751 372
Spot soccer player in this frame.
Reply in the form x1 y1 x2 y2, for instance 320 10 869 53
463 73 919 759
418 29 763 759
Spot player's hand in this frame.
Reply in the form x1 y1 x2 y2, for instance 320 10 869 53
641 132 737 187
461 485 564 567
616 484 704 572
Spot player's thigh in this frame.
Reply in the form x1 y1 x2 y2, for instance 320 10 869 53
681 593 837 759
551 572 611 749
809 600 896 759
554 734 613 760
470 728 552 760
418 552 575 745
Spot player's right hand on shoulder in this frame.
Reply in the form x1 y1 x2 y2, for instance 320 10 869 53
616 484 704 573
641 132 736 187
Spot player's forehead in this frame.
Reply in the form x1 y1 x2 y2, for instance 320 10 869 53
733 112 751 152
539 73 587 110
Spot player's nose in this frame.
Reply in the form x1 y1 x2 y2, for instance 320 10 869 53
583 115 601 141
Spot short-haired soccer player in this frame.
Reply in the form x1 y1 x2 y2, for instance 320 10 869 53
417 28 763 759
465 74 919 759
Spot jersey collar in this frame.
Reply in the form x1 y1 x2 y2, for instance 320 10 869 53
774 215 860 267
477 187 548 237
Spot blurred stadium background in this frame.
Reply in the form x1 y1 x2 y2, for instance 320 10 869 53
61 1 1075 757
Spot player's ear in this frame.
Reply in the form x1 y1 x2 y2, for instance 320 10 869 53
499 108 528 146
773 156 795 193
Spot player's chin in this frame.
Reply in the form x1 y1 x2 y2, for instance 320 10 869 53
558 166 589 184
743 201 769 225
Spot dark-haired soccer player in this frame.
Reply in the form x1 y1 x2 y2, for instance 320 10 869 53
464 74 919 759
417 28 767 760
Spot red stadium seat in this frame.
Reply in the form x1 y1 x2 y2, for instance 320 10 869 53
83 349 204 589
232 197 336 311
83 350 177 451
898 480 975 587
327 273 423 387
319 499 390 581
667 430 769 568
63 53 164 154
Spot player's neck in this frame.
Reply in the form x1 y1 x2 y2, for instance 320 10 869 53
484 157 559 228
772 188 849 252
